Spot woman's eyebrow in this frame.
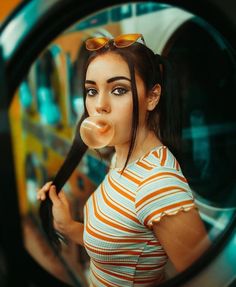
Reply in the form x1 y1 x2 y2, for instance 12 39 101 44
107 76 131 83
85 80 96 85
85 76 131 85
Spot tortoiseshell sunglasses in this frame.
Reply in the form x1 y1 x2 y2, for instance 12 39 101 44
85 33 146 51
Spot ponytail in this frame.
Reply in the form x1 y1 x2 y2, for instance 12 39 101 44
156 54 182 162
39 117 88 251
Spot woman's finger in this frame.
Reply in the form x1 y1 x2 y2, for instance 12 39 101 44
44 181 53 190
37 181 53 200
49 185 60 206
58 191 69 207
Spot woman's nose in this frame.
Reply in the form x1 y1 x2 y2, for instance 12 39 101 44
95 96 111 114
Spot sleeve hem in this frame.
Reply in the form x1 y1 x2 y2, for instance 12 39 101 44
147 205 198 228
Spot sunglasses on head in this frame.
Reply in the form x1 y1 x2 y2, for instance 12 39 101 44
85 33 146 51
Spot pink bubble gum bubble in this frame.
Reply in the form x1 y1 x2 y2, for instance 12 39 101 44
80 116 114 149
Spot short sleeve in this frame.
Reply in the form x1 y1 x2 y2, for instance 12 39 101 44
135 168 196 228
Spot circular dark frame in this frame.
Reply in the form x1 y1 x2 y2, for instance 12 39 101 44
0 0 236 286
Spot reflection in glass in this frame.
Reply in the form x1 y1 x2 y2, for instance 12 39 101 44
19 79 33 110
36 46 62 126
164 18 236 208
9 2 236 286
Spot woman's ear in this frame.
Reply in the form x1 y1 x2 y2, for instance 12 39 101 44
147 84 161 111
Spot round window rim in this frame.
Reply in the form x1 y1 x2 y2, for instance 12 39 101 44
0 0 236 286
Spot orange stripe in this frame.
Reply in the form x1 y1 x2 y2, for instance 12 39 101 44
92 194 142 234
108 176 135 202
137 190 185 211
160 147 167 166
146 241 161 246
85 241 141 255
101 184 140 224
176 161 180 171
174 158 180 171
93 259 137 267
136 161 152 170
86 210 141 240
118 170 141 184
153 150 160 159
126 168 143 179
141 171 187 186
142 157 156 168
136 186 186 208
86 223 145 244
144 200 194 225
140 252 166 257
136 262 166 270
91 268 120 287
86 199 129 239
93 261 133 281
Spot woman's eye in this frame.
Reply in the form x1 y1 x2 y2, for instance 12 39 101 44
86 88 97 97
112 87 128 96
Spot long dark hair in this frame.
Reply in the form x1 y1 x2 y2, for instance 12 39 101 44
39 123 87 250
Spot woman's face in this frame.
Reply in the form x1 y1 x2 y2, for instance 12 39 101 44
84 52 149 147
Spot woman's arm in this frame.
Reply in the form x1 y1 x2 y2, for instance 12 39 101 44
37 183 84 246
153 208 211 272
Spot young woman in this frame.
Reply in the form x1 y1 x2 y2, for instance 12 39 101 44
38 34 210 286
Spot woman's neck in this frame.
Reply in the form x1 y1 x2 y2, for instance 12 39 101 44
114 129 162 169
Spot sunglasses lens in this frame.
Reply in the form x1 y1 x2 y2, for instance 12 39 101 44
86 37 108 50
115 34 142 47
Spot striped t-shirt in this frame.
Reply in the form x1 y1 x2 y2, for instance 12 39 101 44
83 145 195 287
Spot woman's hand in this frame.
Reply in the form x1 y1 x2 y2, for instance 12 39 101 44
37 182 84 245
49 185 74 235
37 182 73 235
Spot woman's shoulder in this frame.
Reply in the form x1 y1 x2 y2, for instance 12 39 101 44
140 145 181 171
136 146 188 186
109 145 183 181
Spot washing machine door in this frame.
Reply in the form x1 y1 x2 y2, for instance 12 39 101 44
0 1 236 287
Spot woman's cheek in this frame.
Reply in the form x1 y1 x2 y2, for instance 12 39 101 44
85 100 93 116
112 113 132 143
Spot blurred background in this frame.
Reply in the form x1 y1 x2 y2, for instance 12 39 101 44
0 1 21 22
